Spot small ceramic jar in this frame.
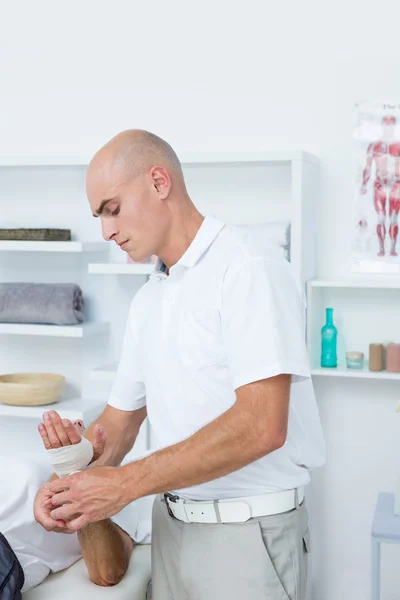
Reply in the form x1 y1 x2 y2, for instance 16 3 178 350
346 351 364 370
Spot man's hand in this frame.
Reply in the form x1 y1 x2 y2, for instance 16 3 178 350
48 465 129 532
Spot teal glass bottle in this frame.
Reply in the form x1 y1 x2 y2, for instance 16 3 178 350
321 307 337 368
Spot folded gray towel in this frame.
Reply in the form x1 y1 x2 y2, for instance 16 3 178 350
0 283 85 325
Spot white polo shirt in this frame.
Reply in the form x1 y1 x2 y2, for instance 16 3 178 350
109 215 326 501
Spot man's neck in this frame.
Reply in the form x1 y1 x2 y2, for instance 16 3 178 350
159 209 205 270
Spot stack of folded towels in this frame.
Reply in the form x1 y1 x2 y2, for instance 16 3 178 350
0 283 85 325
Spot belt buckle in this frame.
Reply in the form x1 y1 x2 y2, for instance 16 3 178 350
164 493 179 518
294 488 299 510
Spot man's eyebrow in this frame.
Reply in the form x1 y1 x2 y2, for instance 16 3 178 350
93 198 116 218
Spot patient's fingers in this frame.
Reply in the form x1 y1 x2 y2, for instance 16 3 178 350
38 423 52 449
34 482 72 533
50 502 81 522
50 412 72 446
40 411 63 448
66 514 88 532
39 411 82 450
57 417 81 445
92 424 107 461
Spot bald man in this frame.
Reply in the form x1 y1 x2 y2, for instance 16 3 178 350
34 130 326 600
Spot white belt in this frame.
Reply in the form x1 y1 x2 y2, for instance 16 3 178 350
163 487 305 524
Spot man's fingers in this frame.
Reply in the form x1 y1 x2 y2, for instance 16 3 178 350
49 475 74 493
50 491 71 506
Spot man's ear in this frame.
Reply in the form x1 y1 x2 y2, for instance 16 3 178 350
151 166 171 199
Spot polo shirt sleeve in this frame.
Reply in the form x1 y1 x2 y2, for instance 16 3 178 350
221 257 311 390
108 298 146 412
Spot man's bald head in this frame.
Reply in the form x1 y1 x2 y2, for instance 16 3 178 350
85 129 201 267
88 129 183 183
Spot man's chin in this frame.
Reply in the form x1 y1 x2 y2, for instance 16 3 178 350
127 252 148 263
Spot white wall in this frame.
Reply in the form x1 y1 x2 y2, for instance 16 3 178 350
2 1 400 598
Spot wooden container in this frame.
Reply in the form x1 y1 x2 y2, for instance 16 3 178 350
369 343 384 371
0 229 71 241
0 373 65 406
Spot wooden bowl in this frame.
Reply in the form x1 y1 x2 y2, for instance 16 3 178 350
0 373 65 407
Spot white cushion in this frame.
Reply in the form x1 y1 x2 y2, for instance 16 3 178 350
23 544 151 600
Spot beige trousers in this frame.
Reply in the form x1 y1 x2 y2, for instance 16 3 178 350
151 493 310 600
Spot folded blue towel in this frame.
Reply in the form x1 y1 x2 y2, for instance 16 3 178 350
0 283 85 325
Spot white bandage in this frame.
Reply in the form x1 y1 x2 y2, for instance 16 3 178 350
47 437 94 477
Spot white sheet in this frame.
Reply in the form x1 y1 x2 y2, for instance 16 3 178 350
22 544 152 600
0 456 153 592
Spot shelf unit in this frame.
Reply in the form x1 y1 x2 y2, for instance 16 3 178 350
89 362 118 381
0 238 110 421
311 366 400 381
88 263 155 275
0 240 107 253
0 150 319 168
0 322 109 337
307 278 400 380
0 397 106 421
308 277 400 289
1 151 319 454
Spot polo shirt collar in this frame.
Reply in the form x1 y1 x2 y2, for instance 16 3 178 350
154 215 225 273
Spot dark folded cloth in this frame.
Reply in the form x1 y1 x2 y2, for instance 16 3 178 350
0 283 85 325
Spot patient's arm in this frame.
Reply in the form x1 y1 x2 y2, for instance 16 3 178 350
38 412 134 586
78 519 134 586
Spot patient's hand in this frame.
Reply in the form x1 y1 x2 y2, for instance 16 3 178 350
34 411 107 533
34 481 73 533
38 410 107 462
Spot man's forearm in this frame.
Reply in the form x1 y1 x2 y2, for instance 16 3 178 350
121 384 287 503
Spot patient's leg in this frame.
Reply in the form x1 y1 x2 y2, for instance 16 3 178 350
38 411 134 586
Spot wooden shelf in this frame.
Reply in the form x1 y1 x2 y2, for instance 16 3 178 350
0 240 107 253
311 366 400 381
0 397 106 420
88 263 155 275
89 362 118 381
0 322 109 338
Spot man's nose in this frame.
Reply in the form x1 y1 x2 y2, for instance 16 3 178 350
101 218 118 242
